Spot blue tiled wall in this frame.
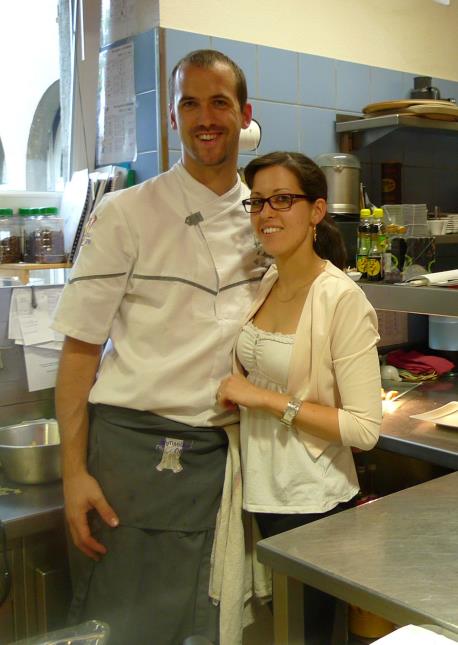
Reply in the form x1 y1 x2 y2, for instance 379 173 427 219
128 27 458 210
131 29 159 183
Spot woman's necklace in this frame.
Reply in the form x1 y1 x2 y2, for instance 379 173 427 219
274 261 326 303
274 279 314 303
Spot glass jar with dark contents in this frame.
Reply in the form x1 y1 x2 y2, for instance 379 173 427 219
0 208 21 263
23 207 66 263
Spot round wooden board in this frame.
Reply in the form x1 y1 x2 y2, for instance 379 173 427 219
407 103 458 121
363 99 454 115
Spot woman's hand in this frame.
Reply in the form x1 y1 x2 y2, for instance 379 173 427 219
217 374 268 410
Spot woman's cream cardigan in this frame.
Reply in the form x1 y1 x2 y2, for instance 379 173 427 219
236 259 382 457
209 260 382 645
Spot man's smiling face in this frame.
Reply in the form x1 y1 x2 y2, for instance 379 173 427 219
170 62 251 181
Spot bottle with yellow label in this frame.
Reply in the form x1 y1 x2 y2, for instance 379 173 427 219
367 210 384 281
356 208 371 278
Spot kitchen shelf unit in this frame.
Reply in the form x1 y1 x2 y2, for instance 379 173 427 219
359 283 457 317
0 263 71 285
336 113 458 152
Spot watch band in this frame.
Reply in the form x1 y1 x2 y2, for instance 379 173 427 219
280 397 302 427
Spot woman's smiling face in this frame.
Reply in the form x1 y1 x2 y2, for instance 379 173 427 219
250 165 321 262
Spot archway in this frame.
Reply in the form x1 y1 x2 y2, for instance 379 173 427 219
26 80 62 191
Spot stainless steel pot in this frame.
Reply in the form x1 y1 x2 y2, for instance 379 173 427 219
315 153 361 215
0 419 61 484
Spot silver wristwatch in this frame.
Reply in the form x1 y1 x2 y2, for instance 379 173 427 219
280 398 302 427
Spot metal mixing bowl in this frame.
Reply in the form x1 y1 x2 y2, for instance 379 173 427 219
0 419 61 484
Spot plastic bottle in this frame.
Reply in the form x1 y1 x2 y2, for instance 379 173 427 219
373 208 387 254
0 208 21 263
367 209 385 281
356 208 371 278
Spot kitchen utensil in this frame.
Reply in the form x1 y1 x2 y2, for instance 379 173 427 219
0 419 61 484
315 153 361 215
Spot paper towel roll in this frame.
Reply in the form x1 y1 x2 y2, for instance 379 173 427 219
239 119 261 151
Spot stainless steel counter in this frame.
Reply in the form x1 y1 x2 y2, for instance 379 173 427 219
360 282 458 317
0 478 63 540
379 375 458 469
257 472 458 644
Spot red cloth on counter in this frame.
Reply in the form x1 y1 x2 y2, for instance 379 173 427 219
386 349 454 376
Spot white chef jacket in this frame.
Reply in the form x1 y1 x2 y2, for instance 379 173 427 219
52 162 265 427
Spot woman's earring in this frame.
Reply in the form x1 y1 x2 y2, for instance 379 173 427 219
313 226 317 243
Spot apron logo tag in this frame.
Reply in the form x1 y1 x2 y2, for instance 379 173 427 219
156 437 185 473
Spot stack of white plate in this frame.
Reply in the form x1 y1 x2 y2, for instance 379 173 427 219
443 213 458 233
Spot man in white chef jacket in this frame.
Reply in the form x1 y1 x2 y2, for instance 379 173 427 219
52 50 264 645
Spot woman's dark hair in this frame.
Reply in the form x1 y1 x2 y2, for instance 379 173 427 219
244 151 347 269
169 49 248 110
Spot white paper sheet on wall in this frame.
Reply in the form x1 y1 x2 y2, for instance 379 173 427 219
8 286 64 391
18 290 54 346
23 346 60 392
96 42 137 165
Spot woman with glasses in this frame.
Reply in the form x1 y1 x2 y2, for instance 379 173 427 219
217 151 382 644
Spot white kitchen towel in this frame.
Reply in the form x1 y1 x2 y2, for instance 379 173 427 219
209 424 271 645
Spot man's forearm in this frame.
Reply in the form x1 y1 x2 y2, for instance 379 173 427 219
55 336 102 479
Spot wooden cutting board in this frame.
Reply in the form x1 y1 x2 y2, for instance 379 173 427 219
407 103 458 121
363 99 454 115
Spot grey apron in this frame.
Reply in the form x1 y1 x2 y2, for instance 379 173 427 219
69 404 228 645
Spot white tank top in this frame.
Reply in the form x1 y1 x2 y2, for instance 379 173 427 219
236 321 358 513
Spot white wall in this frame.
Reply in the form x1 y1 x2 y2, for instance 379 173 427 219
0 0 60 188
159 0 458 81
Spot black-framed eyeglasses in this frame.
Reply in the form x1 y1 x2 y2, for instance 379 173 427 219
242 193 308 214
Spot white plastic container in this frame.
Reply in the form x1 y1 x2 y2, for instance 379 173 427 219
428 316 458 351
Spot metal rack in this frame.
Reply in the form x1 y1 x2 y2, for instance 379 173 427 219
336 113 458 151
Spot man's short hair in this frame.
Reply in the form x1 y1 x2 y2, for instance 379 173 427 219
169 49 248 110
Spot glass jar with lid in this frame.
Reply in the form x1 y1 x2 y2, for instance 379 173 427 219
20 208 40 262
0 208 22 263
22 207 66 263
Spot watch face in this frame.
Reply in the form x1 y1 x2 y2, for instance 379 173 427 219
284 409 295 423
281 399 301 426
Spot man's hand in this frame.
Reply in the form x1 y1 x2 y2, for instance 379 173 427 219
64 471 119 560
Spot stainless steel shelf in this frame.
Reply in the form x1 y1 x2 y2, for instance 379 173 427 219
336 113 458 148
337 113 458 134
359 283 458 316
